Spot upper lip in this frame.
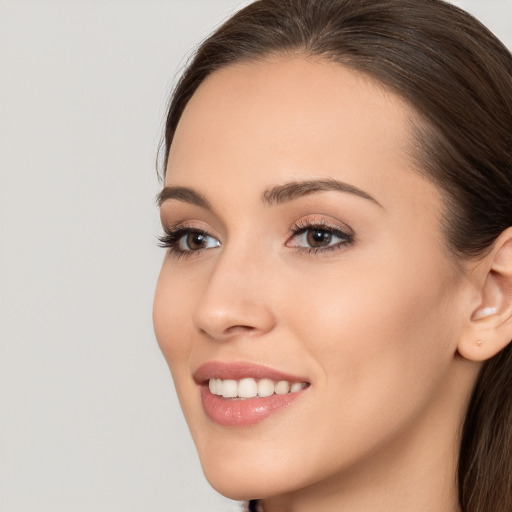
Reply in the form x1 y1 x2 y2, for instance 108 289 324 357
193 361 309 385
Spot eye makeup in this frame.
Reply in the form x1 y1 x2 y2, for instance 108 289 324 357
158 224 220 258
286 218 355 255
158 215 355 259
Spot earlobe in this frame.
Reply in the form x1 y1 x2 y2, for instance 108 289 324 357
457 228 512 362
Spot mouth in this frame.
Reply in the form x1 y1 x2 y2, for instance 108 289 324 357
194 362 310 427
208 377 308 399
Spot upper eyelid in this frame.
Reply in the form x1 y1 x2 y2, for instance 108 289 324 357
291 226 352 238
293 221 347 231
161 215 355 241
162 225 222 247
162 220 221 237
163 223 206 233
290 218 354 235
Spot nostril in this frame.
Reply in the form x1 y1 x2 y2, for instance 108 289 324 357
199 324 258 340
227 325 257 334
221 325 258 338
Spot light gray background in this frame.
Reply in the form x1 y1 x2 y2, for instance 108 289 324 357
0 1 510 511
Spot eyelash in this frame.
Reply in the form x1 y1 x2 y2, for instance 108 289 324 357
157 220 354 258
157 226 214 259
288 220 354 255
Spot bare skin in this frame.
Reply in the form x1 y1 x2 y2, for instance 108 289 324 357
154 57 512 512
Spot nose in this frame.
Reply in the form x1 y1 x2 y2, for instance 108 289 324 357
193 248 276 341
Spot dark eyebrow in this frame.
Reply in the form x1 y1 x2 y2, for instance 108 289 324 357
262 178 383 208
157 178 382 210
156 186 211 210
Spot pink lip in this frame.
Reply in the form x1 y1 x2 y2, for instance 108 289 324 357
194 362 310 427
193 361 308 384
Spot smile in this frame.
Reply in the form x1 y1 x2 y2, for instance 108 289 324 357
194 362 310 426
209 377 308 399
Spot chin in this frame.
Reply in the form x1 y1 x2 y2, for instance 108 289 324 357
203 467 292 502
206 477 262 502
195 440 301 501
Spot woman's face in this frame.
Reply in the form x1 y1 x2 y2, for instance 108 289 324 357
154 57 474 501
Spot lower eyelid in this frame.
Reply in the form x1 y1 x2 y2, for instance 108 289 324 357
296 244 346 255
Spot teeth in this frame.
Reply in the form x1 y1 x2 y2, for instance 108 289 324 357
222 379 238 398
238 378 259 398
275 380 291 395
290 382 303 393
257 378 274 397
208 377 307 399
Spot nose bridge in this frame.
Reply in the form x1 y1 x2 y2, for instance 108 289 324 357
193 239 275 340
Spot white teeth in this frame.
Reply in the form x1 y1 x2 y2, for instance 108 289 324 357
222 379 238 398
237 378 258 398
257 378 275 397
290 382 303 393
208 377 307 398
210 378 222 395
275 380 291 395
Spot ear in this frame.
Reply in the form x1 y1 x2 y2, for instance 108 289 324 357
457 227 512 362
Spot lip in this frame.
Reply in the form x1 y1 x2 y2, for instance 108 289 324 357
193 361 309 384
194 361 310 427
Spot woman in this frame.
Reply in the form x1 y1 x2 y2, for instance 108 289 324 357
153 1 512 510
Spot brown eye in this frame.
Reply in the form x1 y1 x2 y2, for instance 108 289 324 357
306 229 333 248
177 230 221 252
185 232 208 250
287 224 353 253
158 227 221 256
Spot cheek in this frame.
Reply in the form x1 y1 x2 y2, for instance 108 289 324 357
284 255 459 431
153 265 207 434
288 253 455 349
153 264 195 374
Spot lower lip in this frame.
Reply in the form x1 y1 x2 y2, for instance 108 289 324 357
200 386 306 427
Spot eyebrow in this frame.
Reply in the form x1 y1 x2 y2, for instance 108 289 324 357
262 178 382 208
156 186 211 209
157 178 381 210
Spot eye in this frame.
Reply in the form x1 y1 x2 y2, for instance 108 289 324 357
300 228 336 248
287 222 354 253
179 231 220 251
158 227 221 257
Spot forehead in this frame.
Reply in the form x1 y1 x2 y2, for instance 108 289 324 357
165 57 442 223
166 56 415 186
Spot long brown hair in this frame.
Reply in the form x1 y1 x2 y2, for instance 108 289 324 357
160 1 512 510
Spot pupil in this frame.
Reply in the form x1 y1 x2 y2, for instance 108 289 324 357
187 233 206 250
307 229 332 247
